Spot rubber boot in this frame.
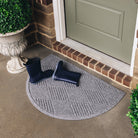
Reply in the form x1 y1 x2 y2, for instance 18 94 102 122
52 61 81 86
24 57 54 83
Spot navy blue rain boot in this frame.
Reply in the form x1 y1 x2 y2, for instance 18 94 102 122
52 61 81 86
24 58 54 83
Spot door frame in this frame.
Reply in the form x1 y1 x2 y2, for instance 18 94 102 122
53 0 138 76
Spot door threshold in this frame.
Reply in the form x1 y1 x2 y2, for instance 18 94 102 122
62 38 131 76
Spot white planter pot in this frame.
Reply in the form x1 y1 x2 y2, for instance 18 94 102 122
0 25 28 74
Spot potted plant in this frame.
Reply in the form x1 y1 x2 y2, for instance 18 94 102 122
127 85 138 136
0 0 32 73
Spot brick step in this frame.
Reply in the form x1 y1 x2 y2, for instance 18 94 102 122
52 41 132 89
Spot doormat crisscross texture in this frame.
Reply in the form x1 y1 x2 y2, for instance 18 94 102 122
26 54 125 120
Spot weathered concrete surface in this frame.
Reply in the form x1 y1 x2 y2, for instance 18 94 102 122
0 45 135 138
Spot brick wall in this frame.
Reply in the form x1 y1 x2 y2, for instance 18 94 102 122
24 0 55 48
24 0 38 48
34 0 56 48
25 0 56 48
37 0 52 5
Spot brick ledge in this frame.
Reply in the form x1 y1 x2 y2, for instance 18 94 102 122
52 41 132 89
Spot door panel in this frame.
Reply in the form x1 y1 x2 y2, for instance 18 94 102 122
64 0 138 64
76 0 124 39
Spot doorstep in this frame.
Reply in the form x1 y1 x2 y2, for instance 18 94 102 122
52 41 132 89
38 41 132 91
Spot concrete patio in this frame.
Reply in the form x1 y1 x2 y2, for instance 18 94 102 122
0 45 136 138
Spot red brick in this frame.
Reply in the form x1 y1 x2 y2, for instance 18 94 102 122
78 54 86 63
123 76 132 87
102 65 111 76
57 44 65 52
109 69 118 79
62 46 70 55
52 41 60 50
38 0 42 4
73 51 80 60
42 0 52 5
116 72 125 83
34 9 54 28
89 59 98 69
96 62 104 72
51 37 56 44
37 32 53 48
67 49 75 58
83 56 91 66
34 2 53 14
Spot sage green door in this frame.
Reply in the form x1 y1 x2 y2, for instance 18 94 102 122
64 0 138 64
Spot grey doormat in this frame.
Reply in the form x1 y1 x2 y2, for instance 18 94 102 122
26 54 125 120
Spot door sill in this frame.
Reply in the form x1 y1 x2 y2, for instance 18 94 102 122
62 38 131 76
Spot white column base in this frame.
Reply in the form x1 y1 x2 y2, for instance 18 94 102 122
6 57 26 74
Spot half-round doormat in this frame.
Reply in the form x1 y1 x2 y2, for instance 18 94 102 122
26 54 125 120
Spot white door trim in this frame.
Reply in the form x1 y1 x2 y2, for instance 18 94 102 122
53 0 66 42
130 9 138 76
53 0 138 76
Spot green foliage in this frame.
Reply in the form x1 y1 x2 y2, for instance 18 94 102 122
0 0 32 34
127 85 138 136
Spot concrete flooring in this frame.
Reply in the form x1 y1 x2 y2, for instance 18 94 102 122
0 45 136 138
